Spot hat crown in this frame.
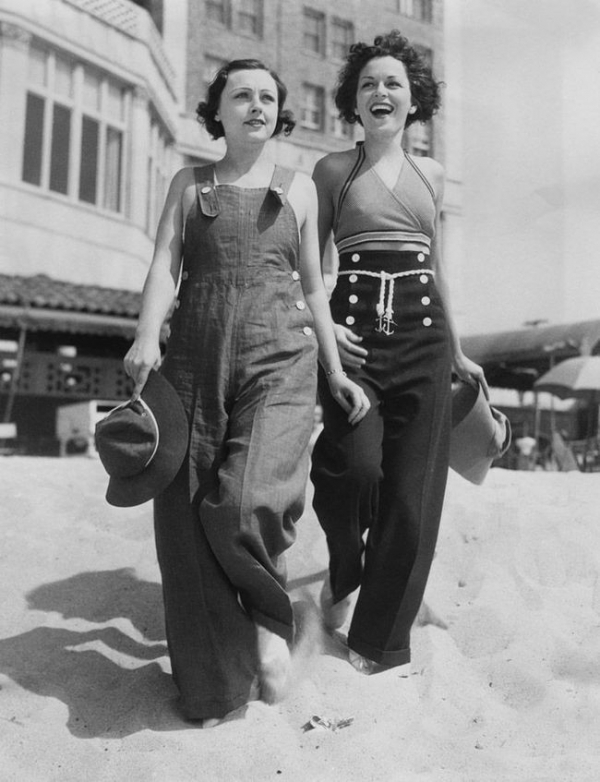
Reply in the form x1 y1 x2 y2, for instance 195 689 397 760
95 400 158 478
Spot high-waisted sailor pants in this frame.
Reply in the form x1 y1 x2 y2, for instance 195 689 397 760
311 250 452 667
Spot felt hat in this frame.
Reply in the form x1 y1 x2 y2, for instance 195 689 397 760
94 370 188 507
450 380 512 485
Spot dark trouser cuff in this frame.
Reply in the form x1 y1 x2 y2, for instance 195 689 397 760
347 634 411 667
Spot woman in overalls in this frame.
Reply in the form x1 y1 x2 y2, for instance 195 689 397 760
124 59 369 725
311 32 486 673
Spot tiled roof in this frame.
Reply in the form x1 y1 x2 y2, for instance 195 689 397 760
0 273 141 318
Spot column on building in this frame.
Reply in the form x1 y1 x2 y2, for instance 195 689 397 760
128 83 152 231
0 22 31 182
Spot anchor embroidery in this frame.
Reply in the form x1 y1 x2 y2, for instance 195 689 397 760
375 272 397 336
376 313 397 335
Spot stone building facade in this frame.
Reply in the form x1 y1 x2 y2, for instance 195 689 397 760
0 0 447 451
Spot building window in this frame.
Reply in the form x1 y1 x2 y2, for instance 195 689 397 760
206 0 230 26
146 118 173 236
303 8 325 56
332 111 353 141
331 18 353 61
237 0 262 37
22 43 128 214
397 0 433 23
404 121 432 157
301 83 324 131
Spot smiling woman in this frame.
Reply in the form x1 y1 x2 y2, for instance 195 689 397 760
310 31 487 677
120 58 370 726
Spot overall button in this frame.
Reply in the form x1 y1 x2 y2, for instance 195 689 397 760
421 295 431 306
303 326 313 336
346 316 356 325
349 274 358 283
291 270 300 280
349 294 358 304
417 252 426 263
420 274 429 284
181 271 189 280
351 253 360 263
295 301 306 310
423 317 432 327
201 186 212 194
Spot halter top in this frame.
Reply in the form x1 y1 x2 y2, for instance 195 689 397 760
333 144 437 253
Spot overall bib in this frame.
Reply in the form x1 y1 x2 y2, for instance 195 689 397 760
155 165 318 719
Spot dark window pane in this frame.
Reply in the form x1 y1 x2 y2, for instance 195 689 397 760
79 115 99 203
22 93 45 186
206 0 225 24
49 103 71 194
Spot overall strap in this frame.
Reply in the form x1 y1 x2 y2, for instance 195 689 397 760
333 143 366 234
403 152 436 203
194 165 220 217
269 166 295 206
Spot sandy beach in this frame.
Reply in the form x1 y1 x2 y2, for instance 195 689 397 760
0 456 599 781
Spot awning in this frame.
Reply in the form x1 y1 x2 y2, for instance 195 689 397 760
461 319 600 365
0 305 138 339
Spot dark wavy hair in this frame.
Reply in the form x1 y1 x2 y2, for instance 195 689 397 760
335 30 442 128
196 59 295 140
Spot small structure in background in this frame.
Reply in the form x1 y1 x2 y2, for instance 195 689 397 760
56 400 116 457
461 319 600 473
534 355 600 472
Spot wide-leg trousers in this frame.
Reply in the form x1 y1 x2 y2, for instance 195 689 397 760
154 373 316 718
311 250 452 667
155 282 317 718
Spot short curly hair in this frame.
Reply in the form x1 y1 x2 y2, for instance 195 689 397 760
335 30 442 128
196 58 295 140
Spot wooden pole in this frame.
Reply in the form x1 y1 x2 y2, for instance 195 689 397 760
3 324 27 424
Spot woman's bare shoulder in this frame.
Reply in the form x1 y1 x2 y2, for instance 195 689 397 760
289 169 315 192
314 149 358 180
169 166 197 193
287 171 317 226
408 155 444 187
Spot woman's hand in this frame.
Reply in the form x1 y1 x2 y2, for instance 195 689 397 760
123 338 162 401
453 352 489 399
334 324 368 369
327 373 371 425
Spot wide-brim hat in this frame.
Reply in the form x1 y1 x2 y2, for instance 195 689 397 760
450 380 512 485
94 370 188 507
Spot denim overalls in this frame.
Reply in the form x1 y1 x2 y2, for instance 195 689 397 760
155 165 318 719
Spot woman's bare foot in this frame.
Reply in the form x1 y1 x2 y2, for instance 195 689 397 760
200 717 222 729
348 650 397 675
256 625 291 704
319 578 352 630
348 650 375 674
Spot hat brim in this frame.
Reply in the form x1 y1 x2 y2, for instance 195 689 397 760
105 370 188 507
450 381 511 485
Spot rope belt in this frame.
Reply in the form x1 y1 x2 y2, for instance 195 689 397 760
338 268 435 335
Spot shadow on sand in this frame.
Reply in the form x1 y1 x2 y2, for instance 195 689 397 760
0 568 187 739
0 567 340 738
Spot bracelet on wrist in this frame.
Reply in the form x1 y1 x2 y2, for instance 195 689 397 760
325 368 347 377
